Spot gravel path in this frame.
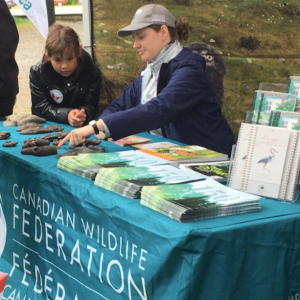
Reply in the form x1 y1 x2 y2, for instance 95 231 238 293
13 20 84 115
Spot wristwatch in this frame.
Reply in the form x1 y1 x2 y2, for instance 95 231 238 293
89 120 99 135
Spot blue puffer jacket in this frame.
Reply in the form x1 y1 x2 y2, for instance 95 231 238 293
100 47 235 156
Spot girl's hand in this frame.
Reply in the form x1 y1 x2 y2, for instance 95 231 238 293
68 109 87 127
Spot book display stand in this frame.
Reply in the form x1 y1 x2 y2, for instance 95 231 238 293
248 76 300 126
228 123 300 203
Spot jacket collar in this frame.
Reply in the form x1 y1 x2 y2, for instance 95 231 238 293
157 47 207 93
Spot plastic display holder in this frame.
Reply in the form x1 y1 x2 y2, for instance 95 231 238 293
245 111 252 123
227 142 300 203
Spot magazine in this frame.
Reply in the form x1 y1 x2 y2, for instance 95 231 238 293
137 144 228 167
179 160 230 183
107 135 151 147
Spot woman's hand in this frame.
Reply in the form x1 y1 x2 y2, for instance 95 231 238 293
57 120 106 149
68 108 87 127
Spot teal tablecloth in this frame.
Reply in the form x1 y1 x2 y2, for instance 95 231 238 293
0 121 299 300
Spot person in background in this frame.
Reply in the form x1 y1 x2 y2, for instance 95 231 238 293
0 0 19 121
58 4 235 155
30 23 101 127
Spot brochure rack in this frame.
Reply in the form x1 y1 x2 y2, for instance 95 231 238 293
228 124 300 203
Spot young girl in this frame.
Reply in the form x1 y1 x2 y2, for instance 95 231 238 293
30 23 101 127
58 4 235 156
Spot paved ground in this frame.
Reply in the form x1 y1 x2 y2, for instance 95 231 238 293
12 18 84 116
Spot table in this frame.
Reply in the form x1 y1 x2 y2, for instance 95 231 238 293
0 121 299 300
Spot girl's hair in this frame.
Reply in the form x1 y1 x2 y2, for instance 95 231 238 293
149 18 191 42
42 23 81 64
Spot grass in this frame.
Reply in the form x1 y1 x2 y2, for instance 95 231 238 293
13 16 31 25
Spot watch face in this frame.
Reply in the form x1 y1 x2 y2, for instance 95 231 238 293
89 120 95 125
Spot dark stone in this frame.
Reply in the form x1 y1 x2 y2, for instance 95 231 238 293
54 131 69 139
57 145 106 159
3 120 17 127
17 115 46 126
0 131 11 140
17 122 44 132
24 137 37 143
57 150 80 159
20 127 49 134
83 139 101 146
20 125 64 134
52 139 62 146
86 145 106 152
21 145 57 156
46 125 64 132
40 133 56 141
3 141 18 147
22 139 50 148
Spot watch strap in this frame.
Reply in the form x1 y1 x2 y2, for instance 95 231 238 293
91 122 99 135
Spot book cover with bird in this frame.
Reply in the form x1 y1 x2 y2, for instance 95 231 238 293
243 125 291 198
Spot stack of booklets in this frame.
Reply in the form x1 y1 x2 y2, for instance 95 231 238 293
136 144 228 167
179 160 230 183
57 150 170 180
228 123 300 202
140 177 261 222
94 165 206 199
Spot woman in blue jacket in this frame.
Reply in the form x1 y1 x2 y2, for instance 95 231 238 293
58 4 235 156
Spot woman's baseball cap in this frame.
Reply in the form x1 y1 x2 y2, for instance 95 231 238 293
117 4 175 37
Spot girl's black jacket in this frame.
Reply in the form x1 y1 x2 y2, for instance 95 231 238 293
30 49 101 125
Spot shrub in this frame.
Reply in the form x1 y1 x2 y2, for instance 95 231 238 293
173 0 191 6
239 36 260 50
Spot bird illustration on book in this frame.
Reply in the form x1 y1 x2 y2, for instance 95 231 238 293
257 148 278 172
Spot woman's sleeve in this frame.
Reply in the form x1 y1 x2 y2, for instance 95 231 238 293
100 77 140 119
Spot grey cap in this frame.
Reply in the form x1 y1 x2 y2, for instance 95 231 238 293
118 4 175 37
